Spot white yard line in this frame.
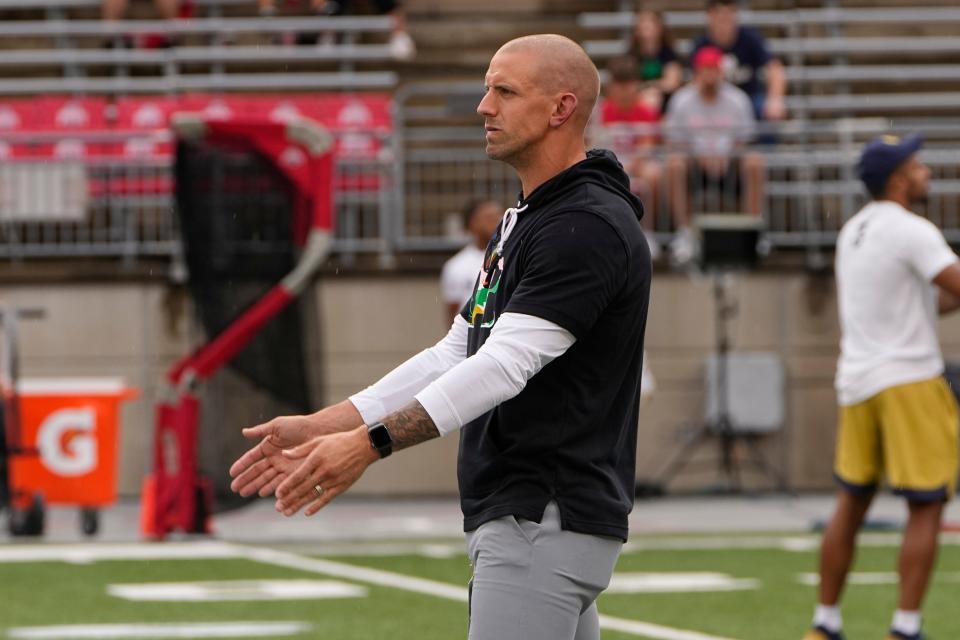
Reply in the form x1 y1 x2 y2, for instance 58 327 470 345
797 571 960 586
607 573 759 594
107 579 367 602
598 616 740 640
231 543 741 640
237 545 469 602
623 532 960 553
0 542 243 564
3 532 960 565
6 622 310 639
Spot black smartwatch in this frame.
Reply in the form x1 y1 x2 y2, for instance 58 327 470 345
367 422 393 459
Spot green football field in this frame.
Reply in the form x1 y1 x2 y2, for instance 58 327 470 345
2 534 960 640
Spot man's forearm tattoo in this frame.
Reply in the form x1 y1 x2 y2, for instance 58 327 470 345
382 400 440 452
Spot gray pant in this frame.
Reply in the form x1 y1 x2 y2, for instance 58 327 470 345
465 501 623 640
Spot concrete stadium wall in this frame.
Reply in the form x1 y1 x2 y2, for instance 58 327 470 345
6 270 960 499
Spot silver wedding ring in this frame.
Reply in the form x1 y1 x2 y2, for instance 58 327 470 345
314 484 325 498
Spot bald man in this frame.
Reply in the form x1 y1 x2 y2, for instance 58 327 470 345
228 34 651 640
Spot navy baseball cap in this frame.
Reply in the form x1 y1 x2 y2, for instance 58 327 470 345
857 132 923 196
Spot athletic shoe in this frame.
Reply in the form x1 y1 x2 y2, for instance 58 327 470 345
389 31 416 61
885 631 927 640
802 626 844 640
668 226 698 267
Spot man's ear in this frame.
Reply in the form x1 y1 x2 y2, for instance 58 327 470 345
887 168 906 196
550 93 579 128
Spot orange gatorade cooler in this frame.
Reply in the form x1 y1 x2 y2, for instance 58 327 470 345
10 378 137 520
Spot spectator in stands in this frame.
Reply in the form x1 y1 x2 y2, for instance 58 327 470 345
628 7 682 114
440 199 502 324
692 0 786 122
599 55 662 258
258 0 416 60
102 0 181 48
663 45 764 265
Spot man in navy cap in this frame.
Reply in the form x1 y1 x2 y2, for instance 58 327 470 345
803 134 960 640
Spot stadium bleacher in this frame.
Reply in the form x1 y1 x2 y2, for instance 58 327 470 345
1 1 960 264
580 6 960 118
0 16 399 93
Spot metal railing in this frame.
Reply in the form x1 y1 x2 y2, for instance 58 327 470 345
391 83 960 263
602 118 960 265
3 107 960 269
0 15 399 95
0 129 395 265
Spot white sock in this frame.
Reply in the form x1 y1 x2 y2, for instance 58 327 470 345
891 610 921 635
813 604 842 632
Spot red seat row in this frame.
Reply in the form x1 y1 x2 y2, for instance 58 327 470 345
0 94 392 162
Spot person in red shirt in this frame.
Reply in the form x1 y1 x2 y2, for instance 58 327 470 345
598 55 663 257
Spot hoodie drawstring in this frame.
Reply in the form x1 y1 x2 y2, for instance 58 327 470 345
496 203 527 255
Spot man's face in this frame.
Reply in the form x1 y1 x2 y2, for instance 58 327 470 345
707 4 738 46
634 11 660 47
608 79 640 108
695 65 722 94
899 155 931 203
477 50 555 164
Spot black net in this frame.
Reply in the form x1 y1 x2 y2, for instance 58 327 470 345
174 137 311 412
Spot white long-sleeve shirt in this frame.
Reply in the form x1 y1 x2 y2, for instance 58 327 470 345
349 312 575 436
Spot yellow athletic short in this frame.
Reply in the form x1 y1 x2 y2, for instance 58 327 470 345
835 376 959 502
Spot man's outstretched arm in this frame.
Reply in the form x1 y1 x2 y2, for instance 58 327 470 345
272 313 576 516
271 400 439 517
229 316 467 499
381 400 441 452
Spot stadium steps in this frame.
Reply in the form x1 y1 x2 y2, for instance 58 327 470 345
398 0 614 82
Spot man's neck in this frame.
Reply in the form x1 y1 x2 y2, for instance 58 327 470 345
881 195 911 210
700 87 719 103
710 28 737 48
515 144 587 199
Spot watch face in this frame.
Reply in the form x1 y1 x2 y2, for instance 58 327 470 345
369 423 392 450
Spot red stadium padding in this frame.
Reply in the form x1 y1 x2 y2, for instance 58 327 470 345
0 92 392 192
87 175 174 197
1 97 108 159
110 97 179 159
0 97 109 158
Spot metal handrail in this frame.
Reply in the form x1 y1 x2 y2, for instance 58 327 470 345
0 15 393 37
584 35 960 59
578 7 960 29
0 71 398 95
0 44 395 67
0 0 250 8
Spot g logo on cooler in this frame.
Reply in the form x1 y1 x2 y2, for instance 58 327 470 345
37 408 97 476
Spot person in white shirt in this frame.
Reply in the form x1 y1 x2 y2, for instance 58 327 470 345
440 199 502 323
663 45 764 266
804 133 960 640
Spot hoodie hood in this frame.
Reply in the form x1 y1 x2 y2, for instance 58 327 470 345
519 149 645 222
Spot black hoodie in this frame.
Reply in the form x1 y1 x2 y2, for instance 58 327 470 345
458 149 651 541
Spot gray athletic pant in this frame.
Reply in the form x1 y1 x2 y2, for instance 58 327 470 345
465 501 623 640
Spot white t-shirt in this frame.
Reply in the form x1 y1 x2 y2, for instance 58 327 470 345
441 244 485 308
835 200 959 405
663 82 756 157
